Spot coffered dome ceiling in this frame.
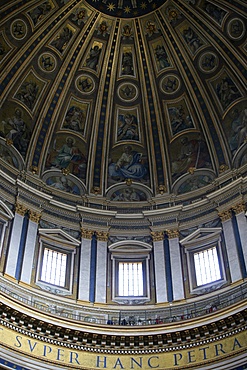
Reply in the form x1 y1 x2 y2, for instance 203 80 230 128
0 0 246 207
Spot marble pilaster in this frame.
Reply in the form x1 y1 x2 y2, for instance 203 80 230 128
5 211 26 277
152 233 167 303
219 211 242 282
78 229 93 301
95 237 108 303
168 231 184 301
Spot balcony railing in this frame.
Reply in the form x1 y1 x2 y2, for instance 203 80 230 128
1 279 247 327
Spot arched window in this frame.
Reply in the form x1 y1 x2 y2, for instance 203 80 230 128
109 241 152 304
36 229 79 295
181 228 227 294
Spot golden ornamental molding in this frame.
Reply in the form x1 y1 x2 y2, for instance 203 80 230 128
187 167 195 175
81 228 94 239
15 202 28 216
158 184 166 194
151 231 164 242
218 209 232 222
232 202 246 215
61 168 70 175
92 186 100 195
29 210 42 223
219 164 229 173
5 138 13 146
96 231 109 242
30 165 38 174
166 229 179 239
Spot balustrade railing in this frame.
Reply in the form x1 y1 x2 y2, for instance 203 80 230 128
1 281 247 327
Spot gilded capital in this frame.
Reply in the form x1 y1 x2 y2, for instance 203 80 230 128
232 203 246 215
218 209 232 222
15 202 28 216
166 229 179 239
96 231 109 242
81 228 94 240
29 210 42 223
151 231 164 242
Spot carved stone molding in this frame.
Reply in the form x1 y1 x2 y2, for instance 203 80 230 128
151 231 164 242
218 209 232 222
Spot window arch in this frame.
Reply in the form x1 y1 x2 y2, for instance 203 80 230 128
181 228 227 294
109 241 152 304
36 229 79 295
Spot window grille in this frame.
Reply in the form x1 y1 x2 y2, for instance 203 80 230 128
118 261 143 296
41 248 67 287
194 246 221 286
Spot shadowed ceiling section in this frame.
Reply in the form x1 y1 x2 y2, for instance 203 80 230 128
0 0 246 201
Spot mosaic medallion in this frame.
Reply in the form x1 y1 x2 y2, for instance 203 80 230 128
160 74 180 94
117 82 138 102
76 75 95 94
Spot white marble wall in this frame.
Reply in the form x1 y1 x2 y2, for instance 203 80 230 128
153 240 168 303
5 213 24 277
169 237 184 301
222 218 242 282
95 240 107 303
20 220 38 284
78 237 92 301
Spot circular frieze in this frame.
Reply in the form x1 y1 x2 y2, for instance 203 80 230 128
76 74 95 94
160 75 180 94
227 18 245 40
199 52 219 73
10 19 27 40
38 53 56 73
117 82 138 102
